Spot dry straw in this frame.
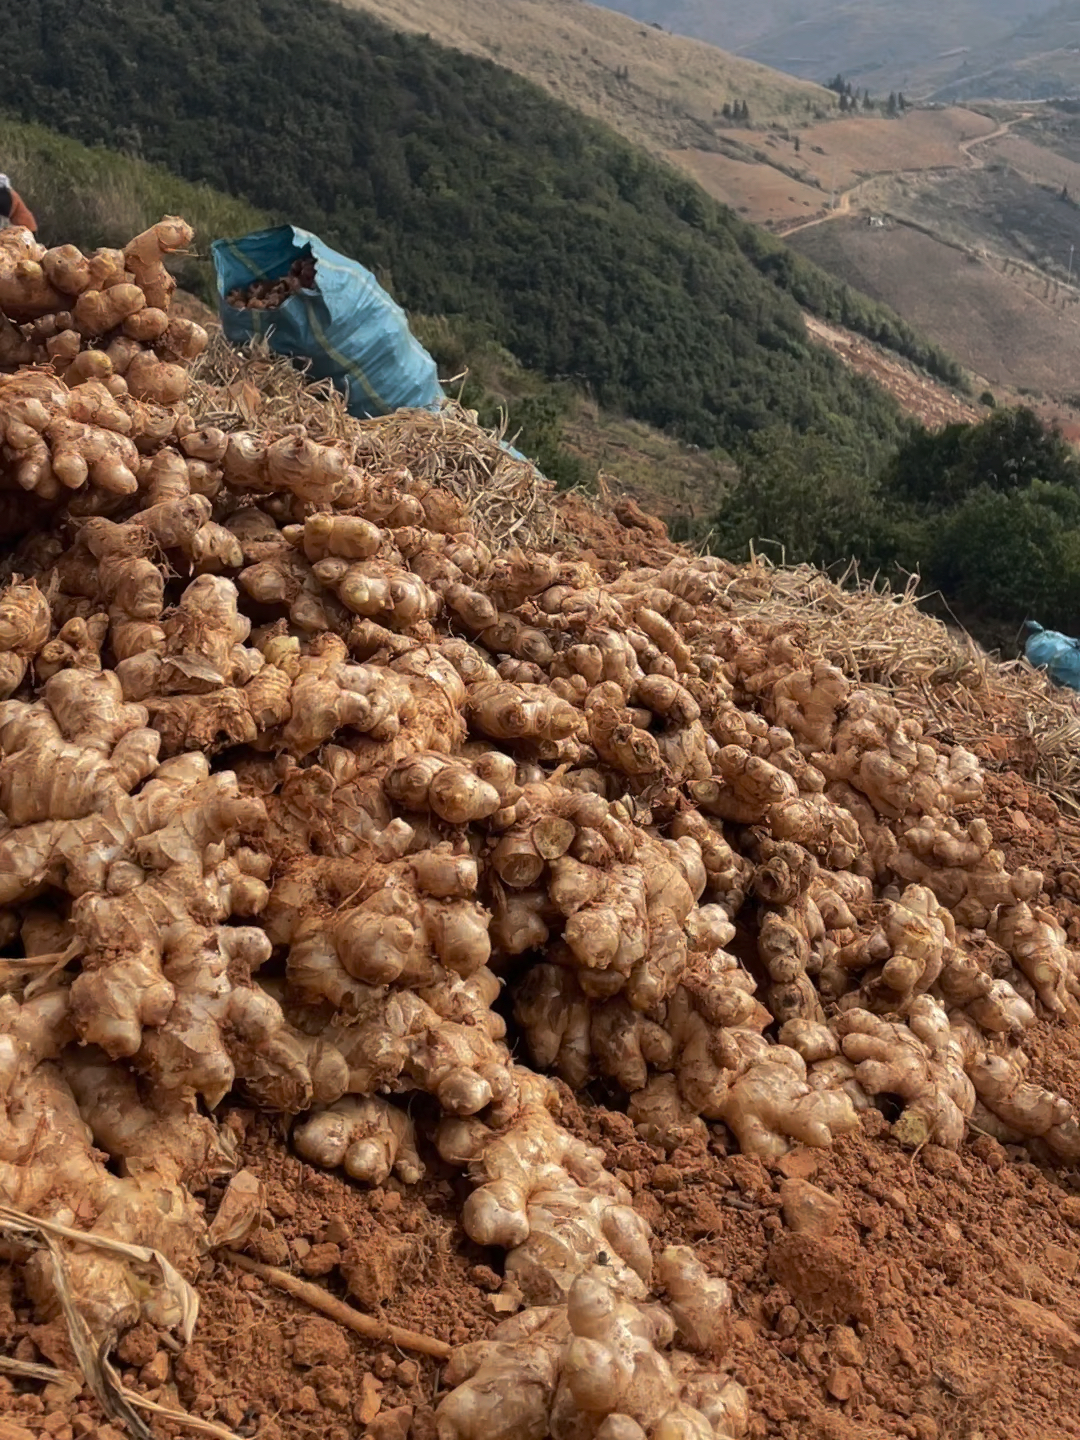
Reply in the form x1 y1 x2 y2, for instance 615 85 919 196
189 335 562 553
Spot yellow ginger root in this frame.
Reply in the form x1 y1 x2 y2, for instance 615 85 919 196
441 1071 652 1305
437 1271 748 1440
893 815 1042 928
767 662 848 754
60 1044 233 1185
757 905 826 1025
0 699 160 827
0 993 205 1337
839 885 950 1013
627 1074 708 1151
669 810 752 915
298 510 382 562
690 746 798 825
123 216 194 311
991 901 1080 1016
435 1306 568 1440
834 999 975 1148
659 1247 732 1357
714 1048 860 1159
292 1095 423 1184
630 675 713 781
960 1038 1080 1160
280 636 423 758
62 768 275 1098
0 579 50 697
116 572 259 701
765 793 862 870
814 692 945 820
0 230 63 319
313 557 438 628
468 678 583 746
384 750 502 824
746 836 816 906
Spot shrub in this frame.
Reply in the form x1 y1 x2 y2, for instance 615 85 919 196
926 482 1080 623
710 427 884 567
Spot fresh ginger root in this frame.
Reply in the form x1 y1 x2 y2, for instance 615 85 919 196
834 1000 975 1148
293 1095 423 1184
436 1271 749 1440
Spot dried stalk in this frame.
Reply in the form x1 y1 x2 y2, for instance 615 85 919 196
223 1250 453 1360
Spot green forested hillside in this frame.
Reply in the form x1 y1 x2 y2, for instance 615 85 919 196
0 118 265 295
2 0 960 465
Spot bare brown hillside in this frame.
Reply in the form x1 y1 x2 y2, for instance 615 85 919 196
336 0 835 152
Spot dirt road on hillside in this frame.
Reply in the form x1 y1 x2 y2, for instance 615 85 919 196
781 110 1032 237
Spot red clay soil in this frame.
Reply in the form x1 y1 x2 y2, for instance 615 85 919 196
7 952 1080 1440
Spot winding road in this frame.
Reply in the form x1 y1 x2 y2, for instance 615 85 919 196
780 110 1032 237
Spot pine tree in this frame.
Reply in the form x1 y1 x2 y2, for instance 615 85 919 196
887 92 898 116
722 101 732 119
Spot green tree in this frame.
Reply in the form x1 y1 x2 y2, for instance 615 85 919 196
885 407 1076 509
711 427 884 567
926 482 1080 622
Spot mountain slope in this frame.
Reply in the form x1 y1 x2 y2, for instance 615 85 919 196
598 0 1049 92
337 0 834 153
931 3 1080 100
3 0 953 468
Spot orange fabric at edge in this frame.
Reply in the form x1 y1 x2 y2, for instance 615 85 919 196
7 190 36 232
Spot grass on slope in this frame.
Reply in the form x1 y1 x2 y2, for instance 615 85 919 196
338 0 834 154
0 118 265 301
412 314 734 518
931 3 1080 101
4 0 963 470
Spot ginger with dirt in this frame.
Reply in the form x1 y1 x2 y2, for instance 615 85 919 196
7 214 1080 1440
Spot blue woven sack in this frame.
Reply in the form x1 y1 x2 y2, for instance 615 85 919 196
1024 620 1080 691
211 225 443 420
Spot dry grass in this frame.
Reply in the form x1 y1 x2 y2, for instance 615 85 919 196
190 335 562 553
679 108 1000 222
334 0 833 156
793 108 998 190
720 559 1080 809
790 216 1080 394
671 148 825 224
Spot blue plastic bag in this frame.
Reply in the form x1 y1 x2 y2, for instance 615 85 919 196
211 225 443 420
1024 621 1080 690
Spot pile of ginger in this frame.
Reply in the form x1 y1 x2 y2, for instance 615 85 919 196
2 215 1080 1440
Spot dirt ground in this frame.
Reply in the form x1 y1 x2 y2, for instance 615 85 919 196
802 316 982 430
